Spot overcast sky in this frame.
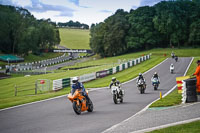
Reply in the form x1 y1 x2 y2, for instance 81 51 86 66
0 0 164 26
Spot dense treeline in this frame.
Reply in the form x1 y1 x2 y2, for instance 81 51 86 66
0 5 60 55
57 20 89 29
90 0 200 57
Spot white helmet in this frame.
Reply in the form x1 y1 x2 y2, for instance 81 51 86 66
139 73 142 76
112 77 116 82
154 72 157 75
72 77 78 84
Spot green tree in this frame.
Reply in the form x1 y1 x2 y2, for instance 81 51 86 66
103 9 129 56
189 20 200 46
126 6 159 50
90 22 106 57
90 9 129 57
0 5 61 55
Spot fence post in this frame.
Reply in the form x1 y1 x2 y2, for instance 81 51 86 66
15 85 17 96
35 81 37 95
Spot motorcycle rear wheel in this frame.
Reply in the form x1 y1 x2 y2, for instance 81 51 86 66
73 101 81 115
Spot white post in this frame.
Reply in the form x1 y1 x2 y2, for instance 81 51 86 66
44 67 47 74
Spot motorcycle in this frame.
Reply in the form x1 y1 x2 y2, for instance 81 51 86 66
152 78 159 90
170 65 174 74
175 56 178 62
111 86 124 104
68 90 93 115
137 79 146 94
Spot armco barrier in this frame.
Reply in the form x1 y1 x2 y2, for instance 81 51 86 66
62 78 71 88
122 64 125 70
108 68 113 75
119 64 123 71
79 73 96 83
138 58 140 63
96 70 109 78
125 62 128 69
116 66 120 72
113 67 117 74
52 54 150 91
128 62 130 68
53 79 62 91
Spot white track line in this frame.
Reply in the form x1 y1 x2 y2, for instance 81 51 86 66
0 58 168 112
131 117 200 133
0 95 67 112
102 57 194 133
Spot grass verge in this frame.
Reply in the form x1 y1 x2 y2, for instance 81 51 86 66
148 120 200 133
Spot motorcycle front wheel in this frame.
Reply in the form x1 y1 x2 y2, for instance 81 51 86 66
113 94 118 104
73 101 81 115
154 85 158 90
120 97 123 103
87 100 93 112
140 88 143 94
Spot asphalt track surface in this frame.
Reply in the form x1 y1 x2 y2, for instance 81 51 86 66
0 57 192 133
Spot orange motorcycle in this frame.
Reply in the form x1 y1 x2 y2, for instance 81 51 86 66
68 90 93 115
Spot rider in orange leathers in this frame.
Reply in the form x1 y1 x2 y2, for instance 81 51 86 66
193 60 200 93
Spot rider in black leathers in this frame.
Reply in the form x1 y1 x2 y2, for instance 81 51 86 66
137 73 146 88
109 77 121 89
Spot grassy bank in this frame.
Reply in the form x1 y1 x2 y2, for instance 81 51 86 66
59 28 90 49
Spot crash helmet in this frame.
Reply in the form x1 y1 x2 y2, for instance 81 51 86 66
72 77 78 84
112 77 116 82
154 72 157 75
139 73 142 76
171 63 173 66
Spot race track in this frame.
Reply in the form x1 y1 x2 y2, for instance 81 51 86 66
0 57 192 133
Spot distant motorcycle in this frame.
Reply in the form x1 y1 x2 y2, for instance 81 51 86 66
152 78 159 90
137 79 146 94
68 90 93 115
170 65 174 74
111 86 124 104
175 56 178 62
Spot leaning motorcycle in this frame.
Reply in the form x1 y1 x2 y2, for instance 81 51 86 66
68 90 93 115
111 86 124 104
137 79 146 94
152 78 159 90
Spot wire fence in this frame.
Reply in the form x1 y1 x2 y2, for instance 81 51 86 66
15 79 51 96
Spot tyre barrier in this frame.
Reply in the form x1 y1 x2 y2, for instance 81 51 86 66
185 78 197 103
